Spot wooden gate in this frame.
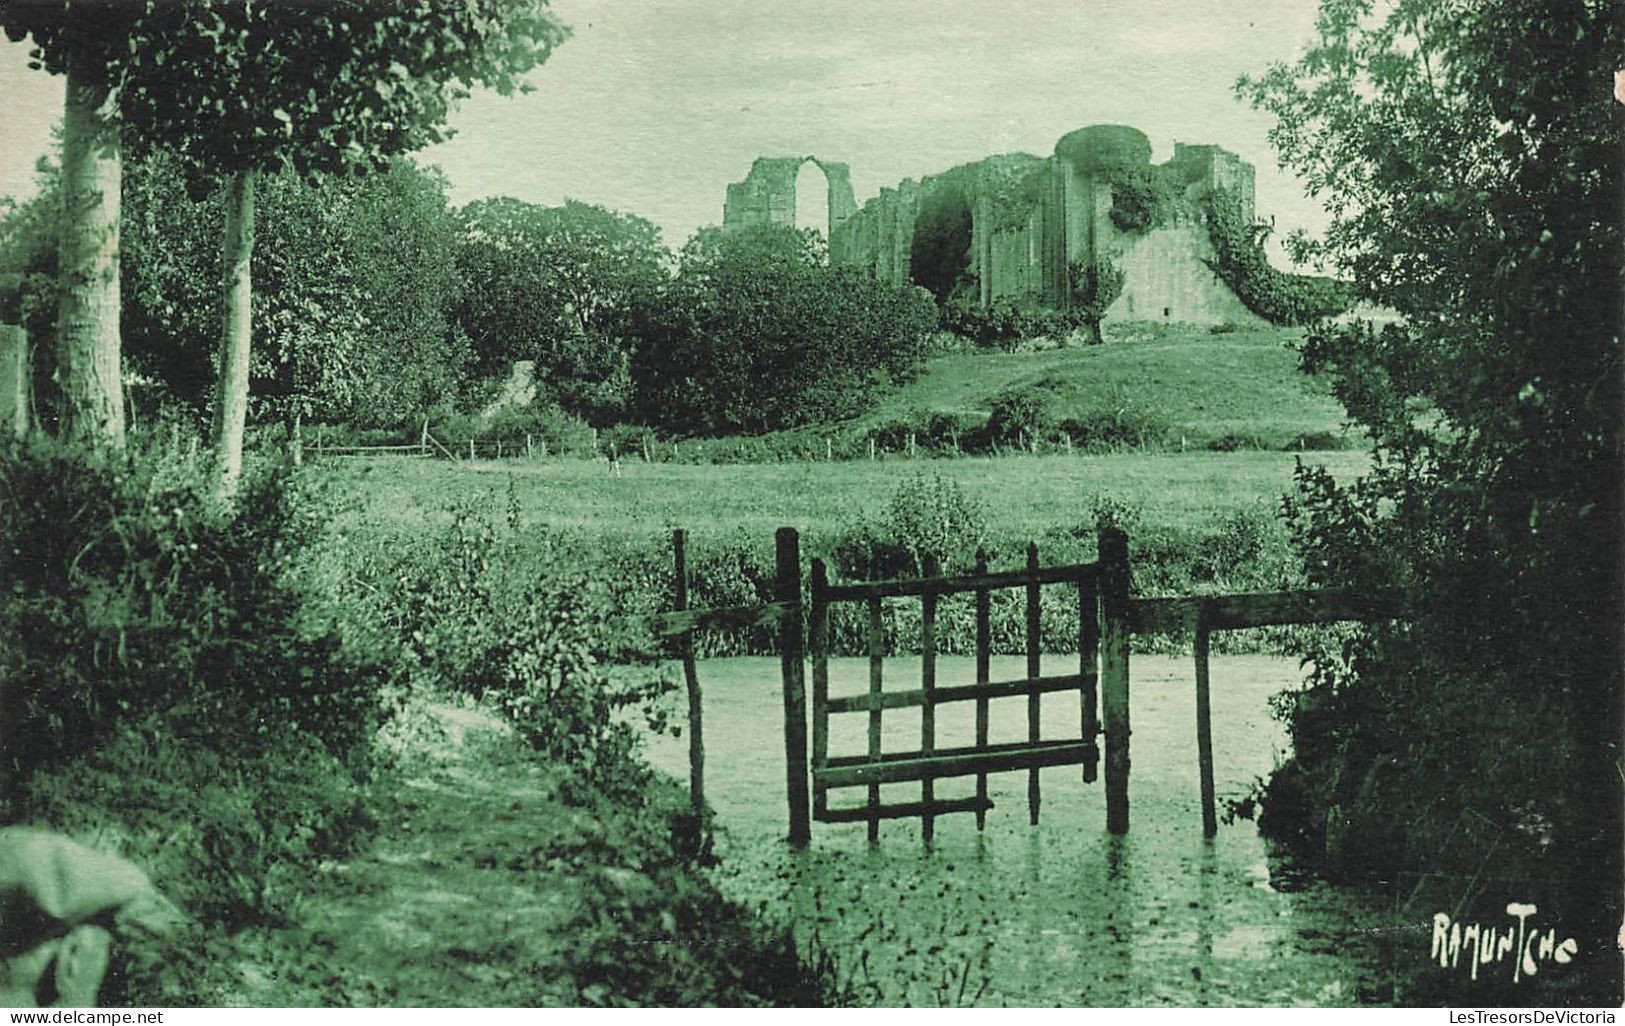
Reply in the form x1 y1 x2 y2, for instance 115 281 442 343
804 531 1130 841
659 524 1397 847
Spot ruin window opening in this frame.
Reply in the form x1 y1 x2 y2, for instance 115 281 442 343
908 185 973 304
795 161 831 255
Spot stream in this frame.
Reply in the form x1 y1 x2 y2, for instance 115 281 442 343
642 654 1407 1006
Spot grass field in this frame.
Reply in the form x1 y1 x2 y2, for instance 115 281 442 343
861 323 1350 450
327 448 1371 543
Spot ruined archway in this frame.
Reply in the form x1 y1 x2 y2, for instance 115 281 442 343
721 156 857 252
794 160 831 250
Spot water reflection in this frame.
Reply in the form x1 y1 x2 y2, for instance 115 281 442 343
646 655 1393 1006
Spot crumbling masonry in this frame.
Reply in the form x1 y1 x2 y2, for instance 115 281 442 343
720 125 1265 326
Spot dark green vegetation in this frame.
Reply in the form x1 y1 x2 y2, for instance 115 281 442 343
1237 0 1621 1003
630 225 938 435
326 456 1369 660
1202 192 1351 326
0 432 838 1006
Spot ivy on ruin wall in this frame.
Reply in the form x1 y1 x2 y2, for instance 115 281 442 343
1203 190 1354 325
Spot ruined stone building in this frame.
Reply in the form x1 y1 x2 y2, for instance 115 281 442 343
720 124 1267 326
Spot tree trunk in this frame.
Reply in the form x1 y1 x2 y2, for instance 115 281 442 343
213 169 256 495
1089 319 1105 345
56 57 124 447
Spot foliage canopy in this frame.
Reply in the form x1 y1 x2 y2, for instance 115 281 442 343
1240 0 1622 981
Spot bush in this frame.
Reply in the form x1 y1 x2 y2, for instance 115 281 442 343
0 430 391 961
943 295 1071 351
432 400 597 456
1058 396 1171 452
985 383 1060 448
831 473 988 581
0 433 388 794
343 489 675 786
632 224 938 436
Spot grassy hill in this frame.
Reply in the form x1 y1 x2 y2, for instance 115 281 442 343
862 322 1353 451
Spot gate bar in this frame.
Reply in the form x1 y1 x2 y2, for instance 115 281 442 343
921 553 938 841
810 559 830 821
1026 542 1042 825
866 592 885 843
974 548 991 831
1079 566 1100 784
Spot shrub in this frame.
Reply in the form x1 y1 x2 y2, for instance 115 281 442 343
433 400 597 456
0 430 391 956
632 225 937 436
0 433 388 795
344 490 676 786
985 383 1060 448
1058 396 1171 451
831 473 987 582
943 295 1070 351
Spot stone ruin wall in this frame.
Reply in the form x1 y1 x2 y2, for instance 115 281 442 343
722 156 858 245
724 125 1267 327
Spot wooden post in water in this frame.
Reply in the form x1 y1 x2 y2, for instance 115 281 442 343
809 560 830 822
776 527 811 847
1079 567 1101 783
974 548 991 830
1099 526 1131 834
1025 542 1042 825
866 592 885 843
672 530 704 818
920 553 938 842
1194 601 1217 837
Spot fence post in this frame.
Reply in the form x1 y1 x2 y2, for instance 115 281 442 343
1194 601 1217 837
1099 526 1131 834
776 527 811 846
420 417 429 457
673 530 704 819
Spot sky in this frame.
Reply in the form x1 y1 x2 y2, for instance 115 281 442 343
0 0 1331 261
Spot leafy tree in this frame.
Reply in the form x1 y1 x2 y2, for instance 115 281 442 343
121 151 467 431
454 198 668 424
112 0 567 490
1239 0 1621 992
632 224 935 435
0 1 151 445
1067 258 1124 344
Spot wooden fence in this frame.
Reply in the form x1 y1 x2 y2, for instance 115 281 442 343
809 543 1103 842
305 420 558 462
646 525 1400 846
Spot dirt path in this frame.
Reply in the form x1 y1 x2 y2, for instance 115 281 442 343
231 702 592 1006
